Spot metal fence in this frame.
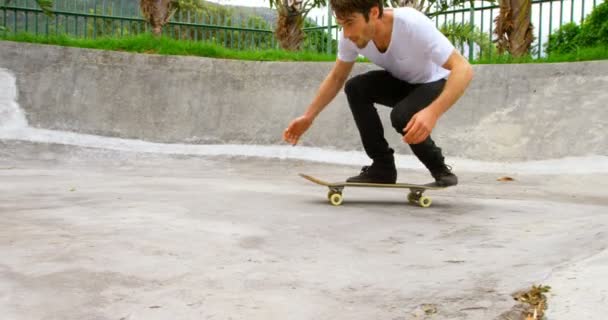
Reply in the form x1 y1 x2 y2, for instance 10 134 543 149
0 0 339 53
434 0 600 59
0 0 602 59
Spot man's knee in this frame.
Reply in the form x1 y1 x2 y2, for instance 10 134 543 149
390 107 415 134
344 74 365 99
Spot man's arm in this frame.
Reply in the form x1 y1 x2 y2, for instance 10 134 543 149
403 50 474 144
303 58 355 119
283 58 355 145
427 49 474 117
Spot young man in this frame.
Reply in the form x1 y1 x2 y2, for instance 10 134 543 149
283 0 474 186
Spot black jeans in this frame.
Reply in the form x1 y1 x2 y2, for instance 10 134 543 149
344 70 447 172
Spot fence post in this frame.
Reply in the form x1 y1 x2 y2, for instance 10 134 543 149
326 5 332 54
469 0 474 61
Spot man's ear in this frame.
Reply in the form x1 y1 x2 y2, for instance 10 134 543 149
369 6 379 20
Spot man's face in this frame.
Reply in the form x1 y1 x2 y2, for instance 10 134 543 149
336 8 379 49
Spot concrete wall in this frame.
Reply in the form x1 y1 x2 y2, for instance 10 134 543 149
1 41 607 161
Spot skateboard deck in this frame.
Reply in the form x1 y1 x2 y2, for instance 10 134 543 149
299 173 446 208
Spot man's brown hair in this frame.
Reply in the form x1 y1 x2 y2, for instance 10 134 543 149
330 0 384 22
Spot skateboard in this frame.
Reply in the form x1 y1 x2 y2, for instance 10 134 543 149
299 173 446 208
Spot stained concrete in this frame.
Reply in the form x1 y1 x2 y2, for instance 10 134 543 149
0 140 607 320
1 42 607 319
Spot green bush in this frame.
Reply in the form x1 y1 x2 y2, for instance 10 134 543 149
546 0 608 54
546 23 582 54
578 0 608 46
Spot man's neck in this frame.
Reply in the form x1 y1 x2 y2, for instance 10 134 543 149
373 10 393 53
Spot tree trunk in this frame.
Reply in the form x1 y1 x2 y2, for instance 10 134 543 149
494 0 534 57
274 0 305 51
140 0 175 37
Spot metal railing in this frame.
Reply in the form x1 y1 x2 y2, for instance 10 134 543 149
0 0 339 53
1 0 601 59
433 0 600 59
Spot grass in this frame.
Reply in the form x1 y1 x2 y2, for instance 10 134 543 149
1 32 607 64
472 46 608 64
0 33 339 62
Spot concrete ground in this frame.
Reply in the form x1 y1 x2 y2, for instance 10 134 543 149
1 139 606 320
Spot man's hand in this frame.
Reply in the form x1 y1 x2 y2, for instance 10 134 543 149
281 59 354 146
283 115 313 145
402 49 474 145
403 107 439 144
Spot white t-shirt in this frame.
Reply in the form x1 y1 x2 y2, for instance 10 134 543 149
337 7 455 84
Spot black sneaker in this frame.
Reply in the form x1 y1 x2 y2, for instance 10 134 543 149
347 163 397 184
431 165 458 187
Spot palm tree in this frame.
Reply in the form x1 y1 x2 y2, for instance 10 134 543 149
139 0 209 37
140 0 177 37
493 0 534 57
269 0 328 51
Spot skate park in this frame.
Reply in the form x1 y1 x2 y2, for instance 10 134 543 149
1 41 607 319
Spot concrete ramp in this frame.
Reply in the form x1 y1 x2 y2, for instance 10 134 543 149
1 41 608 320
1 41 607 162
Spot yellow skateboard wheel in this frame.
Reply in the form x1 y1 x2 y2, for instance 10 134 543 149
329 193 343 206
419 196 432 208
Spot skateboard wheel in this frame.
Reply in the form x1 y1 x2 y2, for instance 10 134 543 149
329 193 343 206
419 196 432 208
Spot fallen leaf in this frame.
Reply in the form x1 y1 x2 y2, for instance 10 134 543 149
511 284 550 319
497 176 514 182
422 304 437 314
